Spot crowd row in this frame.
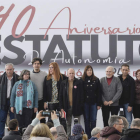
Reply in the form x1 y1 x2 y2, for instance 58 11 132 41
0 57 139 139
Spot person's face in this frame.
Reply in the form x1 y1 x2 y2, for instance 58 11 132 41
33 61 41 71
136 71 140 80
49 64 54 75
86 68 92 77
5 65 14 77
121 66 129 76
68 69 75 80
23 72 30 80
114 119 124 133
106 67 114 78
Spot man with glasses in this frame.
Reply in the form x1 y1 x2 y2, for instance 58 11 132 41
99 115 124 140
30 58 47 123
100 66 122 127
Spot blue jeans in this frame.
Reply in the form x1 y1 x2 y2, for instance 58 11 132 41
84 103 97 138
0 100 15 138
120 103 133 128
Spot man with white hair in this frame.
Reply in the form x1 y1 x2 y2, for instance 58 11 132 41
100 66 122 127
0 63 19 140
120 118 140 140
59 68 84 136
89 127 101 140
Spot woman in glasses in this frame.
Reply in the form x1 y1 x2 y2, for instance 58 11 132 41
10 70 38 134
43 62 67 112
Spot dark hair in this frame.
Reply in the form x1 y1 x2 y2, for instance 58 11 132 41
8 119 18 130
32 58 42 65
121 64 129 69
46 122 54 129
18 70 30 80
82 65 97 81
135 69 140 78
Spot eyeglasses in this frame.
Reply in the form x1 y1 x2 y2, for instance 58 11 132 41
49 67 54 69
115 123 124 126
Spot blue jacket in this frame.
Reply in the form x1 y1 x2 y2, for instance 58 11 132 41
10 80 38 108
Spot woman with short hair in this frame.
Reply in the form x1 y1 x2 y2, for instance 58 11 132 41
10 70 38 133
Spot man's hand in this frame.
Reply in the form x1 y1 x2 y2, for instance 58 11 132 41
108 101 113 106
44 102 48 110
127 106 132 112
34 108 38 113
97 106 101 110
11 107 14 113
36 110 46 120
104 101 109 106
51 111 58 121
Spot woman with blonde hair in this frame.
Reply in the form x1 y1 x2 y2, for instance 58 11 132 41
43 62 67 111
30 123 54 140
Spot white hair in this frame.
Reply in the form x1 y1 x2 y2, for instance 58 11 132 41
5 63 14 69
91 127 101 136
106 66 115 72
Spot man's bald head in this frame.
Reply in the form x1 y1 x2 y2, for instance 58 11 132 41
68 68 75 80
50 127 57 139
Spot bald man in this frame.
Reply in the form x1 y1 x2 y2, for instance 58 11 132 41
59 68 84 136
100 66 122 127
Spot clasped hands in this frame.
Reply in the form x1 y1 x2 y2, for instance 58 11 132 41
104 101 113 106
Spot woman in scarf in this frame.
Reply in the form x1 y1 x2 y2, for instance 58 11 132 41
10 70 38 134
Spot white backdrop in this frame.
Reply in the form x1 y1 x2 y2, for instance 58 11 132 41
0 0 140 132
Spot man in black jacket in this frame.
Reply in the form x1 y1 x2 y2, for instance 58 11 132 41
118 64 135 127
2 119 21 140
120 118 140 140
0 63 19 140
59 68 84 136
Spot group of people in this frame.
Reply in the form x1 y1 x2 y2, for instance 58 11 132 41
0 57 140 140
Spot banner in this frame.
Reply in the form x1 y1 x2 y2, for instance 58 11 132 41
0 0 139 78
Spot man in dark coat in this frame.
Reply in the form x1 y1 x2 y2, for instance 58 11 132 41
2 119 21 140
99 115 124 140
118 64 135 127
0 63 19 140
120 118 140 140
59 68 84 137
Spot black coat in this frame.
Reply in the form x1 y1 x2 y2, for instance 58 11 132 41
43 74 67 102
118 74 135 106
82 76 102 106
59 78 84 116
120 128 140 140
2 131 21 140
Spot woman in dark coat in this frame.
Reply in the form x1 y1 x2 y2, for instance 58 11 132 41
133 69 140 118
81 65 102 138
43 62 67 111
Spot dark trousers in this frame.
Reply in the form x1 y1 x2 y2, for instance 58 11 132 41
48 103 60 111
32 99 45 123
102 105 119 127
47 103 60 122
0 100 15 138
133 104 140 118
16 108 33 128
84 103 97 139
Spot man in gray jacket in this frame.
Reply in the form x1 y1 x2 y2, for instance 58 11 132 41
100 66 122 127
